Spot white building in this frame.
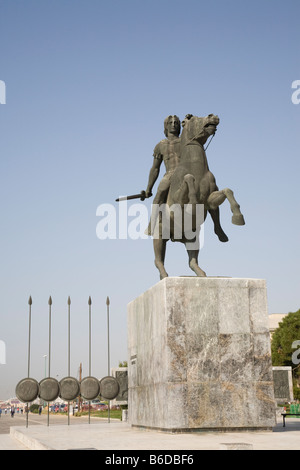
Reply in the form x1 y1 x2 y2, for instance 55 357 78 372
269 313 288 337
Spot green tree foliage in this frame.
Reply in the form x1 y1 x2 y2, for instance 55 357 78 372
271 309 300 400
118 361 128 367
29 404 40 413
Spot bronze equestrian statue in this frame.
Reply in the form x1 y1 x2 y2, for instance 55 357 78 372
146 113 245 279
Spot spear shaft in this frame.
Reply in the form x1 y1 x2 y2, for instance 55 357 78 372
106 296 111 424
67 296 71 426
47 296 52 427
88 296 92 424
26 296 32 429
27 296 32 378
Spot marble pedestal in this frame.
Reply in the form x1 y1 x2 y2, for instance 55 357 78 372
127 277 276 432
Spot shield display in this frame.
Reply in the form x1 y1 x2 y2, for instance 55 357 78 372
80 376 100 401
39 377 60 402
59 377 80 401
15 378 40 403
100 376 120 400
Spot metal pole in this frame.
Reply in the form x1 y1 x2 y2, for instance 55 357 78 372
26 296 32 428
79 363 82 413
106 296 110 424
88 296 92 425
43 355 47 378
67 296 71 426
47 296 52 427
27 296 32 378
68 296 71 376
88 297 92 376
48 296 52 378
42 354 47 411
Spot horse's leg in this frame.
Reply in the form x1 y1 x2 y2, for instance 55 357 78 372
223 188 245 225
209 208 229 242
174 174 197 205
186 246 206 277
183 174 198 204
207 188 245 226
204 172 228 241
154 236 168 280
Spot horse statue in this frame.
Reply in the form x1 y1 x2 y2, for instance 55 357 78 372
151 113 245 280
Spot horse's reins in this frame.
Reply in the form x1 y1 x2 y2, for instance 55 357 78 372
204 133 215 151
187 132 216 151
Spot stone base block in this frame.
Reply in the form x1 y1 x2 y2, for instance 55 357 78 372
127 277 276 432
219 443 253 450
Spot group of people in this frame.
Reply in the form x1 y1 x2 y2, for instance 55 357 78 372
0 406 24 417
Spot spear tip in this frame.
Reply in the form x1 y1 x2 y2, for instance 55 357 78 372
106 296 110 306
28 296 32 305
68 296 71 305
48 296 52 305
88 296 92 305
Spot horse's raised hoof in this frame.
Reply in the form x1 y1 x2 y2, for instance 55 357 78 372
232 214 245 226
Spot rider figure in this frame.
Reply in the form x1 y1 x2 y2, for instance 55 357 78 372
145 115 181 235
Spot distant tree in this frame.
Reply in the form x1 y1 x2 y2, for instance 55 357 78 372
271 309 300 400
118 361 128 368
30 404 40 413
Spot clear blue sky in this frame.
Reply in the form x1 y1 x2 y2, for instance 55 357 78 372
0 0 299 399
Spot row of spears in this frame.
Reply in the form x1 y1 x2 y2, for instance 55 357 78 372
15 296 120 427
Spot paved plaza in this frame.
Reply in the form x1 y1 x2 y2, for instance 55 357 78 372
0 413 300 450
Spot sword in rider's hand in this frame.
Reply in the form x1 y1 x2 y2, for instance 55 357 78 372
115 190 152 202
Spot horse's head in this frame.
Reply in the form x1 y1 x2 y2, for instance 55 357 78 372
182 114 220 145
